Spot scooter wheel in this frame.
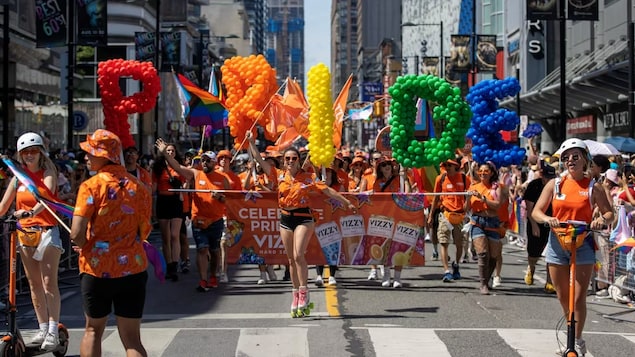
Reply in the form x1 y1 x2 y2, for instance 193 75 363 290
53 327 69 357
0 339 24 357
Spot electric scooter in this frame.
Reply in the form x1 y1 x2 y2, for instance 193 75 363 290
557 220 605 357
0 216 68 357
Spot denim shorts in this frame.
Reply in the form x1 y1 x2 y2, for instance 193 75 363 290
468 215 502 241
193 218 224 250
20 226 64 260
545 231 596 266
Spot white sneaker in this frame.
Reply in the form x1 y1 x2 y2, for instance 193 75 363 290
393 280 402 288
315 275 324 287
492 276 502 288
220 274 229 283
40 332 59 351
367 269 378 280
328 276 337 285
30 329 47 345
575 338 587 356
381 269 391 287
257 272 267 285
266 265 278 281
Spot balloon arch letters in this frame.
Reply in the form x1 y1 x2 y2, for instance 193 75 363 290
388 75 524 169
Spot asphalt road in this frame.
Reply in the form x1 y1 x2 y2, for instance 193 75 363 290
8 235 635 356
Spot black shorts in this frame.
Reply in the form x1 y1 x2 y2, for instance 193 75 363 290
81 271 148 319
280 208 315 231
156 195 183 220
527 222 549 258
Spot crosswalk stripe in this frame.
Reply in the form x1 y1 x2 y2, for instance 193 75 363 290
100 328 179 357
235 327 309 357
368 328 451 357
496 329 594 357
62 327 632 356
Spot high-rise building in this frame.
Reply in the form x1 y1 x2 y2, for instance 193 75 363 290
265 0 305 87
331 0 358 98
244 0 267 55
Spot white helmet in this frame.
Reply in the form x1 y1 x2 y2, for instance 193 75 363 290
17 132 44 152
555 138 588 158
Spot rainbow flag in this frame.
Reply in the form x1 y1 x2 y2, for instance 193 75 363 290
1 158 74 219
175 73 227 129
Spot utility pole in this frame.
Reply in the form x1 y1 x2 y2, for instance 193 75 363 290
2 1 9 149
154 0 161 142
67 0 75 150
628 0 634 138
559 0 567 140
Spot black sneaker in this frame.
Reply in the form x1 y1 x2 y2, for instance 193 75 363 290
180 259 190 274
452 262 461 280
196 280 209 292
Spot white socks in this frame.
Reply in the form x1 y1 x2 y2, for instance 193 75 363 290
48 321 58 336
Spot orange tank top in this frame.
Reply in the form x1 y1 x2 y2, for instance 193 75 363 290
15 169 57 227
552 176 593 236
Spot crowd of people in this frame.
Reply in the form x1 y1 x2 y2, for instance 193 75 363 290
2 130 635 355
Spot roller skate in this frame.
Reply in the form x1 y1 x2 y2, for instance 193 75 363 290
290 289 299 318
296 286 314 317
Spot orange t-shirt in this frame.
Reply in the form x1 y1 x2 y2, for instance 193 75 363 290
217 168 243 190
74 165 151 278
362 172 376 192
434 173 470 212
336 168 349 191
552 176 594 236
130 165 152 189
191 170 229 225
15 169 58 228
372 175 400 193
278 170 327 208
469 182 497 213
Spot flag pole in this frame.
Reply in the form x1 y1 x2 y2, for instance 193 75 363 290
38 199 71 233
199 125 207 152
230 78 290 162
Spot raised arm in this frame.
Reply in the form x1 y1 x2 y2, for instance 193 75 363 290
155 138 196 181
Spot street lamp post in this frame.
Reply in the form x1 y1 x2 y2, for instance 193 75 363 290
401 21 444 78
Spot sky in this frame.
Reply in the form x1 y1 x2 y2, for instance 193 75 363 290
304 0 332 83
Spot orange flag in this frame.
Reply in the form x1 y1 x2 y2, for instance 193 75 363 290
284 78 310 139
263 78 310 141
266 126 302 153
332 74 353 149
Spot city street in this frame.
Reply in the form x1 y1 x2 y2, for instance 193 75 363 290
12 234 635 357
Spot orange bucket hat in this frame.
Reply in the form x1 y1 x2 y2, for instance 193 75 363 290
79 129 122 164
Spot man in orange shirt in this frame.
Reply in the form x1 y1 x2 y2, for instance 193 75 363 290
156 140 231 292
71 129 151 357
429 159 470 282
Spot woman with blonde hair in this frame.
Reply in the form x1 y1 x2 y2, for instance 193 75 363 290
0 132 63 350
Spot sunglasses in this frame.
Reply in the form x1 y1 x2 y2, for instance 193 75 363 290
125 151 138 156
202 158 215 163
478 169 492 174
561 153 581 162
21 147 40 155
284 156 299 162
379 162 391 168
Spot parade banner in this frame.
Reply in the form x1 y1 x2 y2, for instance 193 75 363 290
567 0 599 21
35 0 67 48
135 32 156 64
526 0 557 21
449 35 471 73
76 0 107 46
421 57 440 76
224 191 426 266
161 31 181 72
476 35 497 73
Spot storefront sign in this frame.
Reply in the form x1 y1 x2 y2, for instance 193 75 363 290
566 115 595 135
603 110 630 136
